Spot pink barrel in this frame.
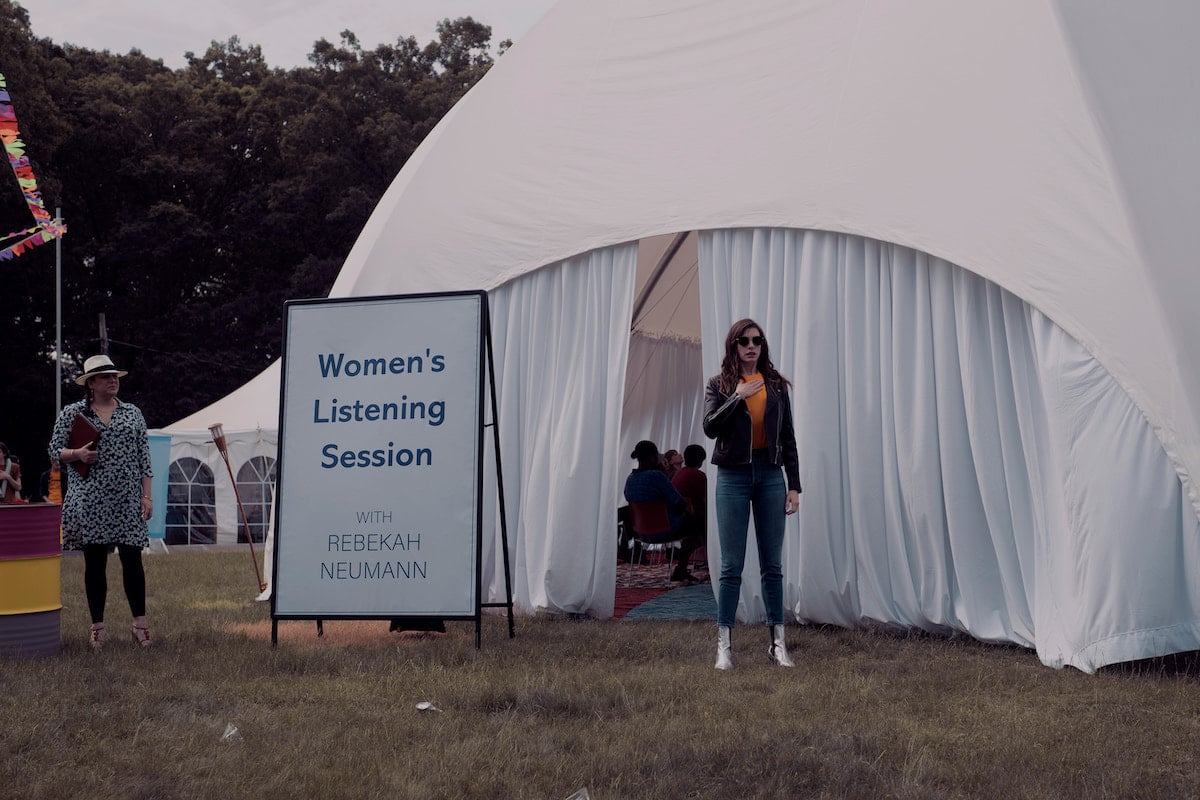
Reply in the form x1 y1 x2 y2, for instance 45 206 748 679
0 503 63 658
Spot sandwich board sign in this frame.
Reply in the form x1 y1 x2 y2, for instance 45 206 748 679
270 291 512 646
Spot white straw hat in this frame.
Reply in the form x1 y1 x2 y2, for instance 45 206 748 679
75 354 128 385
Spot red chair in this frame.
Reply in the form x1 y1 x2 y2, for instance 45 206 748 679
626 501 682 586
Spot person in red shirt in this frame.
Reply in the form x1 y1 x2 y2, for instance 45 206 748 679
670 444 708 582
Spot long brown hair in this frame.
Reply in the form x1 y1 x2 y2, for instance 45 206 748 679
717 318 791 395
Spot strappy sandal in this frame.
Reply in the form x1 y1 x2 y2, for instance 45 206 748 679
131 624 151 648
89 622 106 652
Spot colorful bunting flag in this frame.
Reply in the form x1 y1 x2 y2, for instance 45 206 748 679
0 71 66 261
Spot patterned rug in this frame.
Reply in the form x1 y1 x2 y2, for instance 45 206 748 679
613 561 713 620
622 582 717 621
613 586 669 619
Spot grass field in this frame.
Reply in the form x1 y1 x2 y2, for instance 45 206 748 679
2 550 1198 800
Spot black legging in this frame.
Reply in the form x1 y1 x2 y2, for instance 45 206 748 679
82 544 146 623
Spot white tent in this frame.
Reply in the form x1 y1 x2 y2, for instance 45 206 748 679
160 0 1200 671
159 364 280 546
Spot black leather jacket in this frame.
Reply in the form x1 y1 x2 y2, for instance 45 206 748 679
703 375 802 492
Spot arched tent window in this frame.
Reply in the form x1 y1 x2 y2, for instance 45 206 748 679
166 457 215 545
235 456 276 544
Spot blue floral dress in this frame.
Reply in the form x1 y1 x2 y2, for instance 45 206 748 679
48 399 153 551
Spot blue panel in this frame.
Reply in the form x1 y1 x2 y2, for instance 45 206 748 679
148 434 172 538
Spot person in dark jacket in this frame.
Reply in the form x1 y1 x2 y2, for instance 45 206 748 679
623 440 702 583
703 319 801 670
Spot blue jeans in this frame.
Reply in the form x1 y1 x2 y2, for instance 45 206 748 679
715 451 787 627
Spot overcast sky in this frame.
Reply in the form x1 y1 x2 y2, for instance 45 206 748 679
18 0 558 69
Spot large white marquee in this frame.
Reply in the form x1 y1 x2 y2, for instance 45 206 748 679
161 0 1200 671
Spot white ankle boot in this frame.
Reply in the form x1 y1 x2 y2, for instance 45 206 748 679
715 626 733 670
768 624 795 667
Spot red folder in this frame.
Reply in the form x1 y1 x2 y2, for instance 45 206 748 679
68 413 100 479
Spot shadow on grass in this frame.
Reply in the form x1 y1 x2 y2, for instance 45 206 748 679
1100 650 1200 678
822 623 1200 680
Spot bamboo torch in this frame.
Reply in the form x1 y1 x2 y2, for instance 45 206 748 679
209 423 267 592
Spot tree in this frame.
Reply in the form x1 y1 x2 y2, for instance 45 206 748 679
0 8 501 490
0 0 70 489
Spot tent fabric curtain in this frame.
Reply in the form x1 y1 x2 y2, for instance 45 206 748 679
619 333 705 471
698 227 1200 672
480 244 638 619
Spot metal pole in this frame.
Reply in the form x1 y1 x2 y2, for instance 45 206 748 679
209 423 267 592
222 452 267 592
55 207 62 411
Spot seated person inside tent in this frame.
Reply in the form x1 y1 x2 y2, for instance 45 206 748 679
622 440 703 584
671 443 708 569
662 448 683 479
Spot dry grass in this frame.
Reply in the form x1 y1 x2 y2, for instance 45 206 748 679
2 551 1199 800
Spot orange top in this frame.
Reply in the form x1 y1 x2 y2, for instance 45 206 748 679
742 373 768 449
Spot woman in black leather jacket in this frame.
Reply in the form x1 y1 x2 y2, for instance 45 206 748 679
703 319 801 669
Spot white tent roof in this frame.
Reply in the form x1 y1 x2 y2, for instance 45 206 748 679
312 0 1198 518
172 0 1200 519
167 359 281 433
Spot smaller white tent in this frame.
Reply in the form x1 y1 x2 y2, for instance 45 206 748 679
154 364 280 545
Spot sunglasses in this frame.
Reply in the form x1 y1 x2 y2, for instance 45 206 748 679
736 336 764 347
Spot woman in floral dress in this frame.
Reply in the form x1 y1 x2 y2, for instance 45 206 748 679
49 355 154 651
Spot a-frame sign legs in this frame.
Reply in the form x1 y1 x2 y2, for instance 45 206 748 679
478 301 515 647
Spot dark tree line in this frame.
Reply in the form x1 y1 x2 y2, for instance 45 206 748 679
0 1 502 489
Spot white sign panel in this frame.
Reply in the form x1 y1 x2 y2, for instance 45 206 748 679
273 293 482 617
